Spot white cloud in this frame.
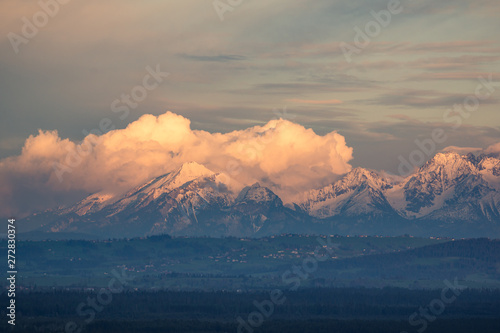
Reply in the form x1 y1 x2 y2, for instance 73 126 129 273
0 111 353 217
440 146 482 155
485 142 500 156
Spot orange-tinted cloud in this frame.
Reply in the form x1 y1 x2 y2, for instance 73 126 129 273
485 142 500 156
0 111 353 217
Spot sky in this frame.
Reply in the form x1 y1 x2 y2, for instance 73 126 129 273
0 0 499 217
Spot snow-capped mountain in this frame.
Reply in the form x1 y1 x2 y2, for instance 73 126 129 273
19 153 500 239
98 162 236 217
395 152 481 218
235 183 283 213
62 161 235 217
398 153 499 221
27 162 311 238
299 167 396 219
297 152 500 237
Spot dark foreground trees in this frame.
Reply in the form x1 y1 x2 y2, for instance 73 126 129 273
1 288 499 332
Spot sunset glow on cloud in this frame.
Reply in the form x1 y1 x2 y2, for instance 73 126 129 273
1 0 499 218
0 112 353 217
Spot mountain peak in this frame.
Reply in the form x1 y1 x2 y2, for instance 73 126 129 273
170 162 215 187
429 152 463 165
417 152 477 178
346 167 376 179
63 192 115 216
177 161 214 176
236 183 280 204
24 148 500 238
400 152 483 216
340 167 392 190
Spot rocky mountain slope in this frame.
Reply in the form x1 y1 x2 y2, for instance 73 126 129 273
19 153 500 239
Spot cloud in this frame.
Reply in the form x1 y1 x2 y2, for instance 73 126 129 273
439 144 500 158
440 146 482 155
485 142 500 156
364 89 499 108
403 0 500 16
0 112 353 217
337 117 500 172
288 98 343 105
234 83 345 95
408 55 500 72
413 72 500 81
236 74 375 96
179 54 247 62
370 41 500 55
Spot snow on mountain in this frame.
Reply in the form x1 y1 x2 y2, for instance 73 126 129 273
103 162 233 216
61 192 115 216
62 162 218 217
43 162 260 237
478 156 500 191
399 152 478 217
391 153 499 220
300 153 500 225
162 161 216 190
299 168 395 219
236 183 281 204
21 153 500 238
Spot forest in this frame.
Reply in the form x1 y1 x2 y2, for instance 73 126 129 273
2 235 500 332
1 288 500 332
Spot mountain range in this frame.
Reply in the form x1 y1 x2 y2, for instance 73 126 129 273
19 152 500 239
